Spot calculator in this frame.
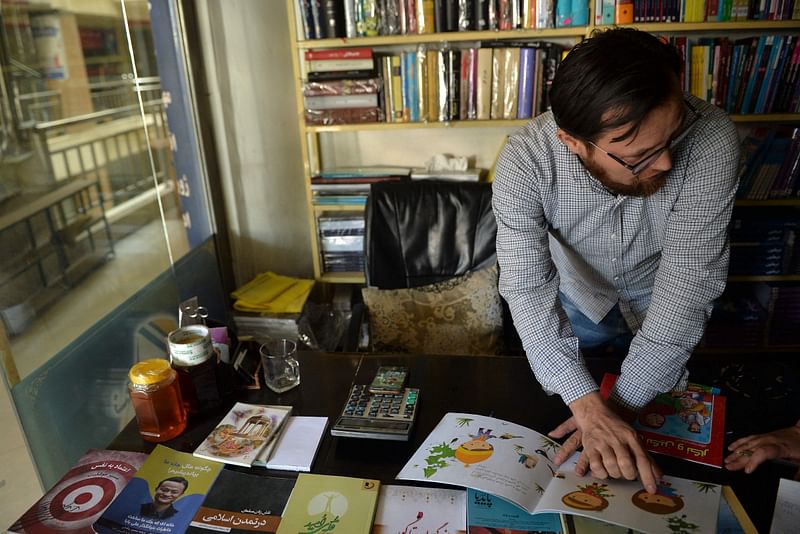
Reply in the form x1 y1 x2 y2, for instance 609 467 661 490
330 384 420 441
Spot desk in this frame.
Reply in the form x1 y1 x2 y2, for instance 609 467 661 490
110 351 798 533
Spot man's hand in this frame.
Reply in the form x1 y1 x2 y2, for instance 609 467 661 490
724 422 800 474
549 392 660 494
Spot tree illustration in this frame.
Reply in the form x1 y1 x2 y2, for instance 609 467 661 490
691 482 718 494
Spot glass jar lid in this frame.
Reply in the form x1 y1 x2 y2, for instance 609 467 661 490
129 358 173 386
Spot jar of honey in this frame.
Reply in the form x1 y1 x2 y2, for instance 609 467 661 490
128 359 187 442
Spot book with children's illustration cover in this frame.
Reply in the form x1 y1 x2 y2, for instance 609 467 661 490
599 374 727 468
192 402 292 467
94 445 223 534
397 412 721 534
9 449 147 534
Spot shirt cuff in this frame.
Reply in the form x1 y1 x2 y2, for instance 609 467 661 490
609 373 661 412
548 363 599 406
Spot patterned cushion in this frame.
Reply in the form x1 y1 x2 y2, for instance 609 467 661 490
361 265 504 355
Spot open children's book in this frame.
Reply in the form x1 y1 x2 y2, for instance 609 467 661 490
397 413 722 534
600 374 726 468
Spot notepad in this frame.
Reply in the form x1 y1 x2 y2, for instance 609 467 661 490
255 416 328 471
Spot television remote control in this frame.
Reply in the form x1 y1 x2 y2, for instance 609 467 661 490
331 384 419 441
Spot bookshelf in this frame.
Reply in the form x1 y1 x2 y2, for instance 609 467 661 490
285 1 800 290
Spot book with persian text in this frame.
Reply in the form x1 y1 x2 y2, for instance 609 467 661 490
398 412 721 533
600 373 727 468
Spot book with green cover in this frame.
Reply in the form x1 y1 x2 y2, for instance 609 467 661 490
276 474 380 534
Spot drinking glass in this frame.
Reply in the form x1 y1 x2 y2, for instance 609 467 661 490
259 339 300 393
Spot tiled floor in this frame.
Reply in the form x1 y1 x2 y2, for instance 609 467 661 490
0 216 188 528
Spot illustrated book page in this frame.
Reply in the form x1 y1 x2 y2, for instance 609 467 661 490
276 473 380 534
94 445 223 534
397 413 721 533
9 449 147 534
373 485 467 534
192 402 292 467
600 374 727 467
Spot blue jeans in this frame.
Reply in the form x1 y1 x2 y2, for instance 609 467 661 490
559 292 633 353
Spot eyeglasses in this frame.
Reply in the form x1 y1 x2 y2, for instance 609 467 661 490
587 99 701 176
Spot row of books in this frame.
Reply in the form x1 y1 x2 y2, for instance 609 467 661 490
730 212 799 276
595 0 800 23
318 211 366 272
302 43 562 125
672 34 800 116
737 127 800 200
10 410 757 534
703 283 800 347
296 0 587 40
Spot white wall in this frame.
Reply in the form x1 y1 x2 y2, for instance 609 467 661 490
196 0 312 284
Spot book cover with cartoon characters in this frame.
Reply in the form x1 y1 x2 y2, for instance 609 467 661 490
397 412 721 533
192 403 292 467
275 474 380 534
599 374 727 468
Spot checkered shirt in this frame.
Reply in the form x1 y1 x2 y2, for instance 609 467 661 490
492 94 740 411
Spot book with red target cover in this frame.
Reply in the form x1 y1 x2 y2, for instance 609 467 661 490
8 449 147 534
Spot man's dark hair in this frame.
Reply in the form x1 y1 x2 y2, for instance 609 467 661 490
550 28 682 143
156 477 189 491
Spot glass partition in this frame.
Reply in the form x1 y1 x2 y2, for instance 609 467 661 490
0 0 223 497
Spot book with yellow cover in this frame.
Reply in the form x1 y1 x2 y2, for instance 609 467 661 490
276 474 380 534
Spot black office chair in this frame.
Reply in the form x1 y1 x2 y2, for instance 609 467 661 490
357 180 522 355
365 180 497 289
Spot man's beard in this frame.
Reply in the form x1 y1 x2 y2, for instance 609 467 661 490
582 158 667 197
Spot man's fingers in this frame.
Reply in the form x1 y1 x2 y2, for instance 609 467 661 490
633 448 658 493
588 452 609 479
575 451 590 477
554 431 582 466
549 418 578 439
599 445 623 479
744 446 776 474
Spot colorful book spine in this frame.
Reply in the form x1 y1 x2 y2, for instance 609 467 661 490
517 47 535 119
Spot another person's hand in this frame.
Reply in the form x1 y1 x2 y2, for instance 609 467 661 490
724 422 800 474
549 392 660 494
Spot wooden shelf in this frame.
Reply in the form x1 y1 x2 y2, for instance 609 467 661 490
313 204 366 212
735 199 800 207
730 113 800 123
613 20 800 32
728 275 800 282
304 114 799 133
320 272 366 284
296 27 588 49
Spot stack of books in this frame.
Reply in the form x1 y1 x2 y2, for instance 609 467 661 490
318 211 366 274
303 48 382 125
310 166 410 206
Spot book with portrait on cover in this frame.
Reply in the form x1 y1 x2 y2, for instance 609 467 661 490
397 412 721 534
94 445 223 534
599 373 727 468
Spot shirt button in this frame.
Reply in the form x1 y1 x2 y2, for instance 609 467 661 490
611 257 617 263
614 276 620 281
611 233 616 238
